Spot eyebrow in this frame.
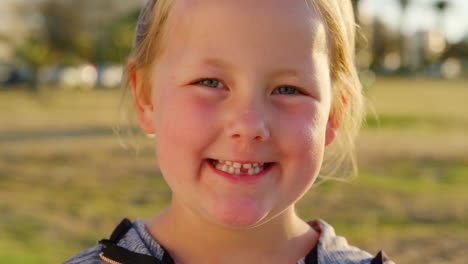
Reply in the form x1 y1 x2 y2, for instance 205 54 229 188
269 68 303 79
200 58 305 79
200 58 236 72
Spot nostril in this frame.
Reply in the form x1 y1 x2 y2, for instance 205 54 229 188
225 116 270 141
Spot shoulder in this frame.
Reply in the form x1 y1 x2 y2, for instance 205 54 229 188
63 219 161 264
309 219 396 264
63 244 104 264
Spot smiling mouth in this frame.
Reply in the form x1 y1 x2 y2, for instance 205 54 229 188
209 159 273 176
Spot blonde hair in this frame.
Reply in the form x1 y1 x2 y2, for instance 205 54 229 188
121 0 364 180
306 0 364 180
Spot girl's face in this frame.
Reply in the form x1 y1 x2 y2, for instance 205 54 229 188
136 0 335 228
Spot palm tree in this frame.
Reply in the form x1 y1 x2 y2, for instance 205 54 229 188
434 0 448 12
397 0 411 70
431 0 450 60
434 0 449 32
398 0 410 10
351 0 361 23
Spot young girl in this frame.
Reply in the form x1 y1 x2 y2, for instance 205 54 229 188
65 0 394 263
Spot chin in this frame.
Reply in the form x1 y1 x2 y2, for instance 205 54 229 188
208 197 270 229
215 212 266 229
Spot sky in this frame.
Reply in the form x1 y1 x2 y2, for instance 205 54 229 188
360 0 468 43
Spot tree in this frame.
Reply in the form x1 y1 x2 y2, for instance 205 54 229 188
92 9 140 65
433 1 449 33
14 0 92 90
369 19 397 71
40 0 90 65
351 0 361 24
429 0 450 63
16 0 91 66
397 0 411 70
434 0 449 12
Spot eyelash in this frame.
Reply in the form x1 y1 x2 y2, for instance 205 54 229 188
195 78 224 89
272 85 303 95
195 78 304 95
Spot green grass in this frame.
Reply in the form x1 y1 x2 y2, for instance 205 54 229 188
364 113 467 132
1 77 467 264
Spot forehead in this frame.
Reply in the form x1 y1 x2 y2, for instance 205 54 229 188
158 0 328 73
171 0 328 52
178 0 312 16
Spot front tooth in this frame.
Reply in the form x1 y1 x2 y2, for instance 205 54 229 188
228 167 235 174
216 163 222 170
254 167 261 174
253 163 258 167
221 165 228 172
243 164 252 169
225 161 232 165
235 168 241 175
248 168 255 175
233 162 242 168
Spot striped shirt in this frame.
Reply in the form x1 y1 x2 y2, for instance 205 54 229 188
63 219 394 264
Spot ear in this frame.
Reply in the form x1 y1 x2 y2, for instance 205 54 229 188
325 82 347 146
325 115 338 147
128 61 155 134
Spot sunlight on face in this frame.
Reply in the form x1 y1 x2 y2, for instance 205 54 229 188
145 0 333 228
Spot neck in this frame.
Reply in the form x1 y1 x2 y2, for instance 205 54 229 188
146 202 318 264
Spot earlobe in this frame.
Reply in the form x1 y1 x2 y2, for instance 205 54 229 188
136 106 156 134
325 119 337 146
128 64 156 134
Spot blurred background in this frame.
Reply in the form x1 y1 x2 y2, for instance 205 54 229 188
0 0 466 263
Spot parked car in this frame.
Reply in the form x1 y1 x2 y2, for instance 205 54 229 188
0 64 34 88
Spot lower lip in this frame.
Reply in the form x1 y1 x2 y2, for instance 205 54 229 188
206 160 274 184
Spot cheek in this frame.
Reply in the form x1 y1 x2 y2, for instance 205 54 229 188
153 94 200 188
153 91 218 182
155 91 216 147
275 103 328 181
277 102 328 152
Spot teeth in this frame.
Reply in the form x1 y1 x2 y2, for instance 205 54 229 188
212 159 268 175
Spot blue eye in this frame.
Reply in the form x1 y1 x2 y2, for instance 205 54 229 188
274 85 301 95
198 79 224 88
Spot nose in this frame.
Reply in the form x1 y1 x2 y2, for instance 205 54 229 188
224 104 271 142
